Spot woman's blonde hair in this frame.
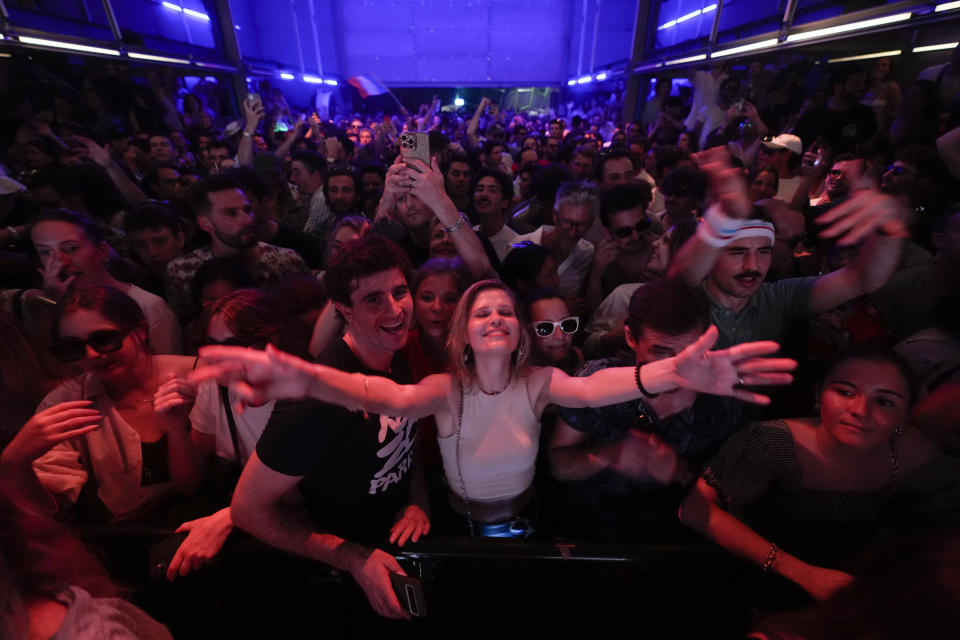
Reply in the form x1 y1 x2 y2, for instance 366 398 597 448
446 279 531 386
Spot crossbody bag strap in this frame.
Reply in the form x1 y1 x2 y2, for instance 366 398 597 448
218 385 242 463
453 380 474 536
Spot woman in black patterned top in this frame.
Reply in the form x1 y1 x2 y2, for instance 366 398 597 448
680 343 960 602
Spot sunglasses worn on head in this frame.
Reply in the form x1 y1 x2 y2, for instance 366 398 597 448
49 329 128 363
612 218 652 239
531 316 579 337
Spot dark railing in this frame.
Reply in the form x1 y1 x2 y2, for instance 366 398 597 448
80 525 786 639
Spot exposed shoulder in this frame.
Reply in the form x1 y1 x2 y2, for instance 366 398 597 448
525 366 555 392
780 417 818 447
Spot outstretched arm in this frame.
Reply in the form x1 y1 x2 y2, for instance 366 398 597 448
190 344 450 420
680 478 854 601
466 98 490 149
537 325 796 413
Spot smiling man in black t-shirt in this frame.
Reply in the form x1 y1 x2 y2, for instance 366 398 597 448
230 234 428 620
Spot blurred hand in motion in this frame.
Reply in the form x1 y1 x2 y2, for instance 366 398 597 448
694 146 753 219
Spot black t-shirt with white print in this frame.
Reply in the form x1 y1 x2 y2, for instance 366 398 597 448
256 338 418 542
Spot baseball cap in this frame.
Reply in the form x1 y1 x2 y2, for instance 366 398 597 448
761 134 803 156
224 120 244 137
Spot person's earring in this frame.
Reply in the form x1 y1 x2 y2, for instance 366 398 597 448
462 345 472 363
517 344 524 357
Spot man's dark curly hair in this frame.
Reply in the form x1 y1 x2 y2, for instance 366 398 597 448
323 233 411 306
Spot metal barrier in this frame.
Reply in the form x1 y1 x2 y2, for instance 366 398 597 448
80 526 773 639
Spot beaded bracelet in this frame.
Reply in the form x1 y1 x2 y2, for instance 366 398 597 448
761 543 780 574
634 363 659 399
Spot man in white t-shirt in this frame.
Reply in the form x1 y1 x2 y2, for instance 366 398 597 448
759 133 804 204
471 168 518 262
514 182 599 302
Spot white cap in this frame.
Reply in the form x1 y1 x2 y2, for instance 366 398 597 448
761 133 803 156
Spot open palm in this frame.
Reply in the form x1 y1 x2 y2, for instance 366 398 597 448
673 326 796 404
190 345 318 407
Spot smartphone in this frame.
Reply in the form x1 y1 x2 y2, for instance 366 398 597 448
389 572 427 618
247 92 262 110
732 97 745 114
148 533 188 581
399 131 431 172
811 137 824 168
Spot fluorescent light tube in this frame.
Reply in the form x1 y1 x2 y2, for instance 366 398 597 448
827 49 901 63
128 52 189 64
665 53 707 66
18 36 119 56
787 12 911 43
711 38 779 58
913 42 958 53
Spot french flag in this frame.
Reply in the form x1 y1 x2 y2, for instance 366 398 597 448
348 75 390 98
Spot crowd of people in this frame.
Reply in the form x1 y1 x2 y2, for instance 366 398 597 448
1 46 960 635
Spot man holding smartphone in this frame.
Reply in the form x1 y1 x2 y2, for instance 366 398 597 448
230 233 428 620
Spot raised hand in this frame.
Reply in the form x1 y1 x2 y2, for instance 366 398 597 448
153 373 198 429
293 114 309 137
671 326 796 404
814 189 909 246
694 146 752 219
376 155 413 220
243 98 265 132
404 156 452 213
0 401 101 466
39 252 77 300
592 238 620 272
324 135 343 160
71 134 113 167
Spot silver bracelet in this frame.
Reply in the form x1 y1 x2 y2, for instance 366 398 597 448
444 216 466 233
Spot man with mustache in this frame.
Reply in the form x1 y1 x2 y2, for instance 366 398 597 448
669 148 908 349
165 174 308 318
